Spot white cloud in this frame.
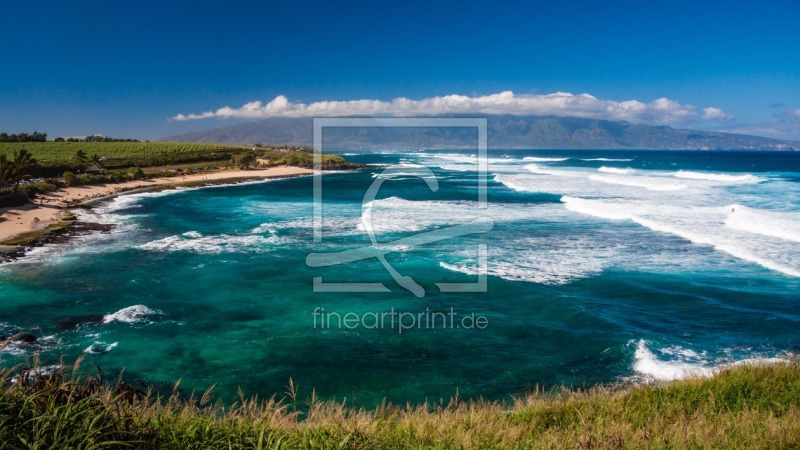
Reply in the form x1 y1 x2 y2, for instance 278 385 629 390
172 91 720 125
702 107 733 121
778 108 800 121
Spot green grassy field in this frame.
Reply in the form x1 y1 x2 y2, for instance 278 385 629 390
0 143 353 173
1 356 798 449
0 142 249 167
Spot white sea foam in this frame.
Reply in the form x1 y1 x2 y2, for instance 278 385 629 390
358 196 533 234
439 235 615 285
589 174 687 191
138 231 282 254
525 164 583 177
581 158 634 162
414 153 524 169
83 341 118 354
523 156 569 162
632 340 790 382
102 305 160 324
597 166 634 174
92 189 184 214
725 205 800 243
562 196 800 278
672 170 765 184
493 174 534 193
632 340 714 381
10 365 62 384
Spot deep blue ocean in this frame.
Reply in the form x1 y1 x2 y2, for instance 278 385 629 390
2 149 799 405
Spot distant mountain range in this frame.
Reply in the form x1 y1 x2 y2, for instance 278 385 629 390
163 115 799 150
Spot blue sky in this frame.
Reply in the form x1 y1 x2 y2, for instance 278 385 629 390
1 0 799 140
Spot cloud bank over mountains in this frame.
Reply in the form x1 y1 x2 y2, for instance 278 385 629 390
173 91 732 126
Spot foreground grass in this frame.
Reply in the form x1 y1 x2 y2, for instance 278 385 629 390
1 357 799 449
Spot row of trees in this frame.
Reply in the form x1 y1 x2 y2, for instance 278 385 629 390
0 131 47 142
0 148 37 192
0 131 141 143
53 135 139 143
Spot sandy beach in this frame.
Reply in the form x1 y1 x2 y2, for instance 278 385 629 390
0 166 313 243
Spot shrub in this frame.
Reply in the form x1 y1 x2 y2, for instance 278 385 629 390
21 181 58 198
128 167 145 180
63 171 79 186
78 174 100 185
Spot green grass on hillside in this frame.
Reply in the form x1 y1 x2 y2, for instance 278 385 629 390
0 142 248 167
1 355 798 449
0 143 355 173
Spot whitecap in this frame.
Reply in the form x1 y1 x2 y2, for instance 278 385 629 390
589 174 687 191
138 232 282 254
83 341 118 354
631 340 789 382
724 205 800 243
597 166 634 174
522 157 569 162
672 170 765 184
581 158 634 162
632 340 714 381
561 196 800 278
102 305 160 324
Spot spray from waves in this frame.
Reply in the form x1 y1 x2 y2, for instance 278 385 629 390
598 166 635 174
725 205 800 243
522 157 569 162
631 340 789 381
102 305 161 324
138 231 284 254
562 196 800 278
672 170 766 184
632 340 713 381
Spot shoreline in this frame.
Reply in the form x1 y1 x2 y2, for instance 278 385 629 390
0 166 314 255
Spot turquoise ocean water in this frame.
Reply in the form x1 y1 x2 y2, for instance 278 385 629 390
1 150 799 405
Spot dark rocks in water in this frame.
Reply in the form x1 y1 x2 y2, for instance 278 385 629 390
0 246 27 263
16 333 37 343
57 314 105 330
1 333 37 343
0 221 115 264
46 222 114 246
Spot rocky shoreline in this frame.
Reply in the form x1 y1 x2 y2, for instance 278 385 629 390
0 220 114 263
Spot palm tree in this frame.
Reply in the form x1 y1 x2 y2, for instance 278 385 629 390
0 154 11 192
6 147 37 192
73 149 89 164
